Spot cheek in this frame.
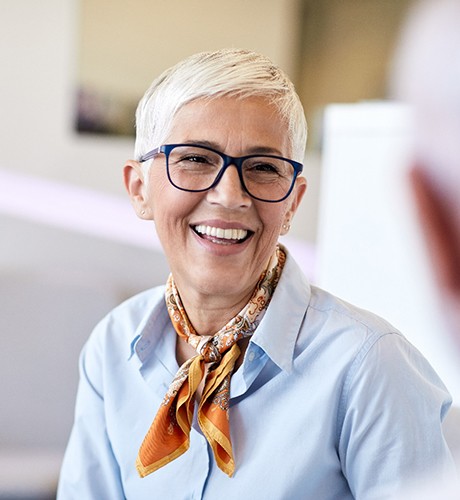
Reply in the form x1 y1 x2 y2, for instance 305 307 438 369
149 183 204 228
149 169 170 193
258 205 287 235
146 171 174 215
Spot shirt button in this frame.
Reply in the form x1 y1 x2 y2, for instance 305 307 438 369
248 351 255 362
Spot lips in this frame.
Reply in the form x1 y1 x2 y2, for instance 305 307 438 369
193 224 252 243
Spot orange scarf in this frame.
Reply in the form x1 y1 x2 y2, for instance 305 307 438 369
136 245 285 478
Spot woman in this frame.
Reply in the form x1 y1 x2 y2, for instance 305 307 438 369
58 49 454 499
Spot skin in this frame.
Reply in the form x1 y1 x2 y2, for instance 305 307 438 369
124 96 306 364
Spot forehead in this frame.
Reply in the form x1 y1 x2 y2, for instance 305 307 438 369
164 96 292 156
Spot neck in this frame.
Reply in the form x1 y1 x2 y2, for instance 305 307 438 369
173 281 256 336
172 279 259 370
168 245 282 336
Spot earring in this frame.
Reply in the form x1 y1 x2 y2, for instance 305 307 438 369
141 210 146 216
282 221 291 232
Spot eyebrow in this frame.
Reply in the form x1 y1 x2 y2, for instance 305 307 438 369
180 140 284 157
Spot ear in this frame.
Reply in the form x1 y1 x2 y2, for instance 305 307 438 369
123 160 153 220
410 164 460 294
280 176 307 235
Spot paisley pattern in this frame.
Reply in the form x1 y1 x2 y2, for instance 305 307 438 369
136 245 286 478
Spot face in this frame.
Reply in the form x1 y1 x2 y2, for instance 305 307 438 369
125 96 306 305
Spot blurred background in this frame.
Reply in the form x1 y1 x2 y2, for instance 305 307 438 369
3 0 459 497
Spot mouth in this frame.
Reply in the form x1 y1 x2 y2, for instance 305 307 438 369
192 224 253 245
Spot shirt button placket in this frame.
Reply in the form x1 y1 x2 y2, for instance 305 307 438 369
190 428 210 499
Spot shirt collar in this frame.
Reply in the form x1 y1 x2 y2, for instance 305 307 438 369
250 251 311 373
128 286 167 362
128 251 310 372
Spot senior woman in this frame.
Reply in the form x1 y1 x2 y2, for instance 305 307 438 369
58 49 454 499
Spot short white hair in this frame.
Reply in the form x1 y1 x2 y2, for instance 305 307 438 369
392 0 460 207
134 48 307 164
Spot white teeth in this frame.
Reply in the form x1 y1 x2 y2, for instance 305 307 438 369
194 225 248 240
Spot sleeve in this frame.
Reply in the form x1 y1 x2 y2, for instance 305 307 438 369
57 328 125 500
337 332 456 500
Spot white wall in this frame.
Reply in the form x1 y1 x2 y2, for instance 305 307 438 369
0 0 134 194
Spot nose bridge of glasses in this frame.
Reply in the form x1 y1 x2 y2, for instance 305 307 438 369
215 152 243 179
220 151 243 169
212 153 248 193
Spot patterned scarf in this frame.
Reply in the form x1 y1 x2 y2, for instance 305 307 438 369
136 245 286 478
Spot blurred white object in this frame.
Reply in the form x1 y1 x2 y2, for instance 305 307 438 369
316 102 460 403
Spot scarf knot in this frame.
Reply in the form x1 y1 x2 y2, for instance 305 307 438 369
200 338 221 363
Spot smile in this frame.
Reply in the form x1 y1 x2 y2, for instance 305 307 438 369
193 225 251 244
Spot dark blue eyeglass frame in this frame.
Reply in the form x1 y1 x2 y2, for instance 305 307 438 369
138 143 303 203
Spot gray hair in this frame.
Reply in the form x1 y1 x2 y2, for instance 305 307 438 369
134 48 307 165
392 0 460 206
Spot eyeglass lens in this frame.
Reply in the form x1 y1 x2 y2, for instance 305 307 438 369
167 145 295 201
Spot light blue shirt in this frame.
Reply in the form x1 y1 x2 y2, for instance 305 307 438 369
58 252 455 499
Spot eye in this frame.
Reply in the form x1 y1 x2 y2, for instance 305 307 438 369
180 154 212 164
169 146 221 170
251 162 280 173
243 157 294 184
245 159 282 176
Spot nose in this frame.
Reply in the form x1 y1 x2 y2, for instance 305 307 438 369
206 164 251 209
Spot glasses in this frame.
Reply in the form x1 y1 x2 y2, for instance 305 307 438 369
139 143 303 203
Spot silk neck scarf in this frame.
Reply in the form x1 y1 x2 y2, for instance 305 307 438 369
136 244 286 478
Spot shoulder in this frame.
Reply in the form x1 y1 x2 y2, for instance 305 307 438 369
304 288 452 422
297 284 404 364
104 285 165 327
306 286 444 381
308 284 398 338
298 285 449 401
273 250 408 364
278 250 398 341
